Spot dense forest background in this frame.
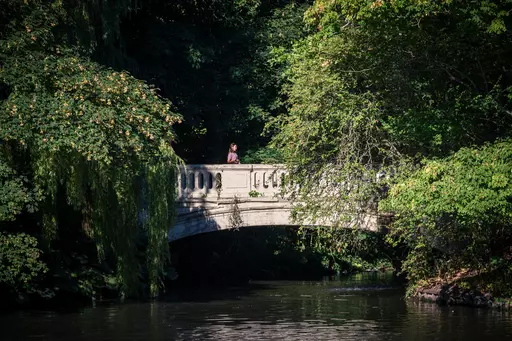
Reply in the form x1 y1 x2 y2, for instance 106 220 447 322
1 0 512 307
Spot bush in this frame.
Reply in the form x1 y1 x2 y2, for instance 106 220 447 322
0 232 48 295
0 158 38 221
382 139 512 292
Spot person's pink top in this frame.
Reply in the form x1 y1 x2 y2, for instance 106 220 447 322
227 152 239 163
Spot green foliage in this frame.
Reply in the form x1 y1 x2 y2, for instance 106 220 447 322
305 0 512 34
112 0 311 163
296 227 393 272
264 1 512 296
268 0 512 273
381 139 512 290
241 146 283 164
1 54 179 160
270 28 395 226
0 232 48 294
0 0 182 299
295 0 512 156
229 195 243 229
0 157 38 221
248 190 263 197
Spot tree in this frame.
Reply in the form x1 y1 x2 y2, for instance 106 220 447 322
381 139 512 295
271 0 512 227
268 1 512 294
104 0 311 163
0 0 182 298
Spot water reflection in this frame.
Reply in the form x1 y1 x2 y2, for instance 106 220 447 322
2 273 511 340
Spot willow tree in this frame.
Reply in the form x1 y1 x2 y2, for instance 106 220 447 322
0 0 182 297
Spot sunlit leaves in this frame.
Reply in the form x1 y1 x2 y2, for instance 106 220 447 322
383 139 512 225
0 49 181 165
0 232 48 294
270 0 512 289
382 140 512 284
0 158 39 221
0 0 182 298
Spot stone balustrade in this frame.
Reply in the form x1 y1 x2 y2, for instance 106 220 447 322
170 164 380 241
177 164 286 200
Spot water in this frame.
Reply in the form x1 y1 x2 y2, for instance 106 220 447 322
2 273 512 340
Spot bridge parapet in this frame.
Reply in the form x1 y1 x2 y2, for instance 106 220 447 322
171 164 380 242
178 164 286 200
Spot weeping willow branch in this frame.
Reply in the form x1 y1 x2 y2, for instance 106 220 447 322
0 3 183 296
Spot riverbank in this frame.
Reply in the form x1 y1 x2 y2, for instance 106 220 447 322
412 269 512 310
414 285 512 310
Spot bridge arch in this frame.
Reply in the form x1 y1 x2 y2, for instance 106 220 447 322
170 164 379 242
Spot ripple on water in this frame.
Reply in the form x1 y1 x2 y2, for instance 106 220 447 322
1 273 512 340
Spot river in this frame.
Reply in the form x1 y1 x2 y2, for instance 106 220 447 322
2 272 511 340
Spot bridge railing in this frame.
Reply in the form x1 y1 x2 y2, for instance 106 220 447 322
177 164 286 199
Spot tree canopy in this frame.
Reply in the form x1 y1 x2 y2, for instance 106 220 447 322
0 0 181 299
2 0 512 303
270 0 512 294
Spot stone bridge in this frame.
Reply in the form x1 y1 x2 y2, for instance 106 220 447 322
169 164 379 242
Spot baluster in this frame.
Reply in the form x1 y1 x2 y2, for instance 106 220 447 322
272 171 278 188
207 172 213 190
201 171 207 195
196 171 203 190
253 172 259 188
213 172 222 195
189 172 195 191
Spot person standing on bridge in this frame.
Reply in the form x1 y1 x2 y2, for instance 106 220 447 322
227 143 240 164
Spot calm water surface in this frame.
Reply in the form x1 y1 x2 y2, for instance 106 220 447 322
3 273 512 340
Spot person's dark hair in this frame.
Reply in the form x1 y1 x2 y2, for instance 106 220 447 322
228 143 237 153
